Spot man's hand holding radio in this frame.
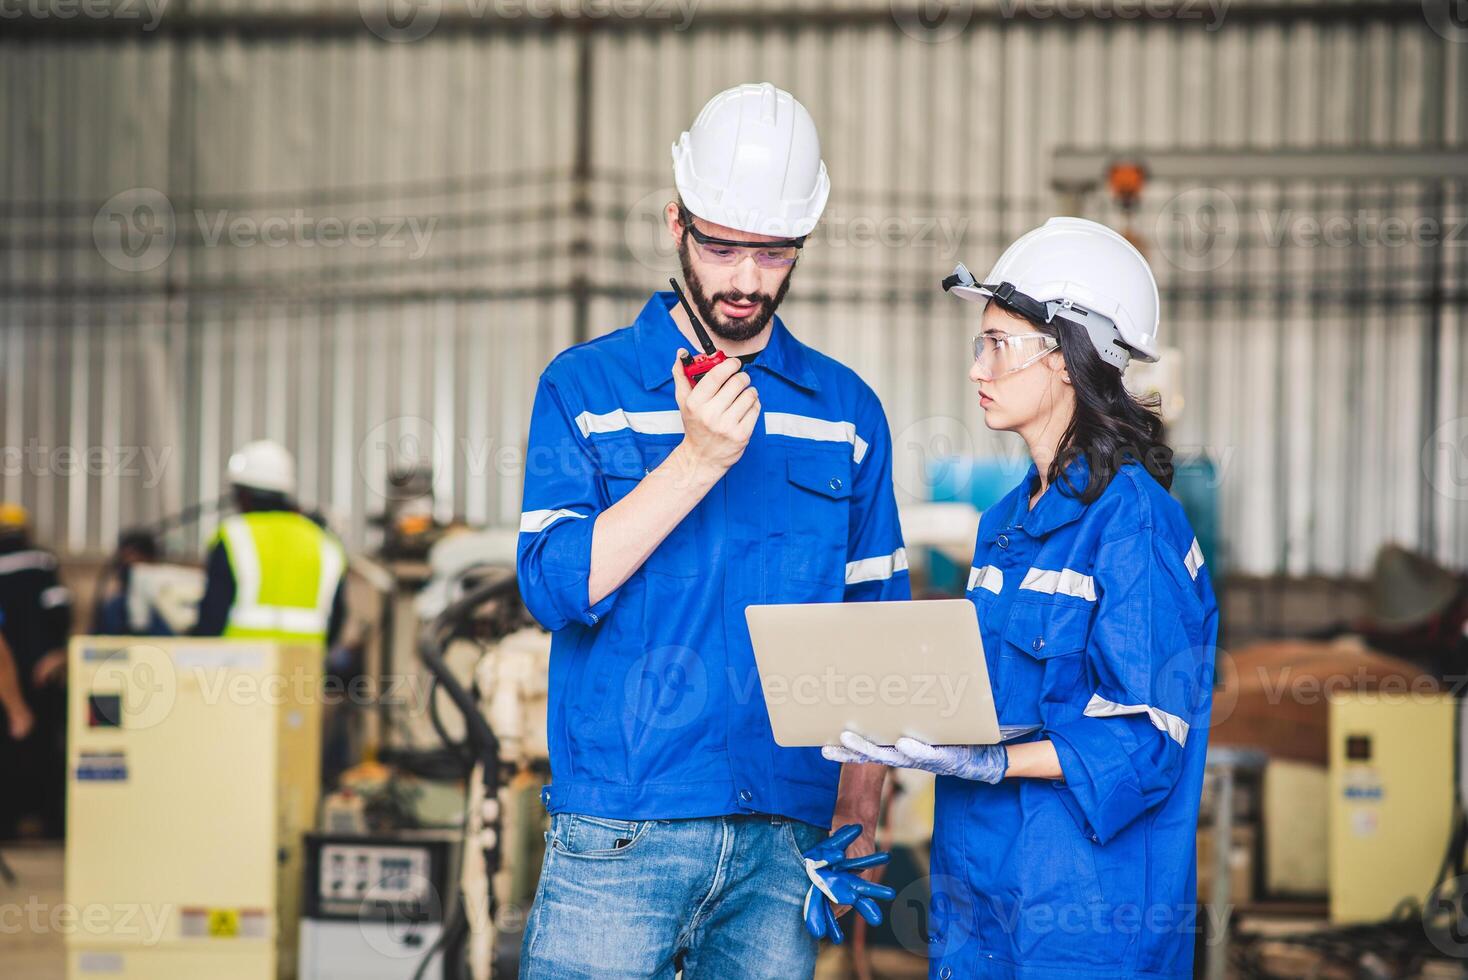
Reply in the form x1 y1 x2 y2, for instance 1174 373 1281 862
587 351 759 607
670 351 760 482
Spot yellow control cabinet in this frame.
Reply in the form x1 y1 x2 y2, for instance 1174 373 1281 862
66 638 322 980
1328 691 1455 923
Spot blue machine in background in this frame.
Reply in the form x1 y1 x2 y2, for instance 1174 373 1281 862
925 454 1220 595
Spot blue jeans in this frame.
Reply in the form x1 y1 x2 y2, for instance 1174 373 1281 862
520 812 827 979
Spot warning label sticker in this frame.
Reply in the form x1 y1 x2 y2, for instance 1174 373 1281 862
180 907 268 940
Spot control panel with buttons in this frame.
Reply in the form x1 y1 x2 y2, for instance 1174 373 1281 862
302 832 458 923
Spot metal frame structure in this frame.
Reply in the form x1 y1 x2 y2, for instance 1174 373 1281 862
1 2 1464 581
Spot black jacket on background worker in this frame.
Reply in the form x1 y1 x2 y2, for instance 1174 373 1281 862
0 512 73 840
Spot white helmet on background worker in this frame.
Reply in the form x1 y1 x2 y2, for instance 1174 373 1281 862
943 217 1161 370
672 82 830 240
227 440 296 496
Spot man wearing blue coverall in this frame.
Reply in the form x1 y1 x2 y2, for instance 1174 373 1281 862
516 83 910 978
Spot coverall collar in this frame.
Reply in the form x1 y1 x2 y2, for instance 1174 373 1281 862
988 454 1093 539
633 291 821 394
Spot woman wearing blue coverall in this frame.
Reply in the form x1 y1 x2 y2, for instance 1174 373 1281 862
826 217 1219 979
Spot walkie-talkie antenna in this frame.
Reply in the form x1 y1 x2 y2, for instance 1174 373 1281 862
669 278 718 356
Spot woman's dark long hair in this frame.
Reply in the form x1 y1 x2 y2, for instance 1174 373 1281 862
1013 308 1173 502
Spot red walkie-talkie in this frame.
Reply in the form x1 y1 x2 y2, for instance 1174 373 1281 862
670 277 728 386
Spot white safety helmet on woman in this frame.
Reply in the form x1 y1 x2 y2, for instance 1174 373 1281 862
943 217 1160 371
672 82 830 240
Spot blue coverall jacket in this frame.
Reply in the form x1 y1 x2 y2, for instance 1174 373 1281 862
930 456 1218 979
516 292 910 827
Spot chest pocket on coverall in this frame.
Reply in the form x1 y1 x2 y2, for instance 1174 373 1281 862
780 448 852 587
999 597 1091 722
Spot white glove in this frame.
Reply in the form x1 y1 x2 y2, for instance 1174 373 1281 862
822 730 1009 784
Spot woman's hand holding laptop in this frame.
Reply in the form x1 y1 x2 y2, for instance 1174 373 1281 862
821 731 1009 784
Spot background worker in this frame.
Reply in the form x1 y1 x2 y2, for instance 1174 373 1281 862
90 529 171 636
0 504 73 839
516 82 909 979
193 440 347 648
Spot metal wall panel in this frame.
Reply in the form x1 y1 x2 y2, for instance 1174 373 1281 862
2 8 1464 579
1 34 580 556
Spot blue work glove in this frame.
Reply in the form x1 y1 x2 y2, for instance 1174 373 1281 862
801 823 896 945
822 731 1009 784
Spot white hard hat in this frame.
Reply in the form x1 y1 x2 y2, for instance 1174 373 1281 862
672 82 830 240
227 440 296 495
944 217 1161 369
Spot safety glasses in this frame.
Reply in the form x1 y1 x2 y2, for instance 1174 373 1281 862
972 333 1060 377
679 207 804 269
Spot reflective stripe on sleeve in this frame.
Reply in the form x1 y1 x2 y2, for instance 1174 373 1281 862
574 409 683 438
1083 693 1190 747
845 547 908 585
1184 538 1205 580
519 509 587 533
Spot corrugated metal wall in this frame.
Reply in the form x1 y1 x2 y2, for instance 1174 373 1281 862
3 6 1465 576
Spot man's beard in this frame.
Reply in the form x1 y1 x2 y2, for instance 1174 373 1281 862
676 237 794 344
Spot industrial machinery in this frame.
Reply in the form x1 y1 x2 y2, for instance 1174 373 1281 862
369 529 552 980
1328 691 1457 923
298 831 461 980
65 637 322 980
1226 692 1466 977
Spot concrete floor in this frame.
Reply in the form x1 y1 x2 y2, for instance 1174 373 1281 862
2 843 66 980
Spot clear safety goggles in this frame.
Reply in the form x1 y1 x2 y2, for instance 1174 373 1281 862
680 207 804 269
972 333 1060 377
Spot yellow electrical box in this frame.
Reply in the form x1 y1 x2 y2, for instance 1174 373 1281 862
1328 690 1455 924
66 637 323 980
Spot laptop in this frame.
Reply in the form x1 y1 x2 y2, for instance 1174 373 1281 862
745 599 1038 748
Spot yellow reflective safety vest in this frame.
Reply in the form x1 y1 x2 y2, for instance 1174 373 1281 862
213 511 345 646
